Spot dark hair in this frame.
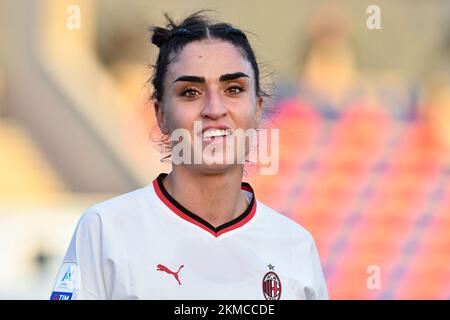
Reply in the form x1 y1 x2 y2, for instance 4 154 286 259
149 11 268 102
148 11 275 165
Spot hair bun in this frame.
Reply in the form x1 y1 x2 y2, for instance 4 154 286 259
151 27 170 48
151 27 194 48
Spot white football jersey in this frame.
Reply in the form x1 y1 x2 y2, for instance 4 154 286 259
50 173 328 300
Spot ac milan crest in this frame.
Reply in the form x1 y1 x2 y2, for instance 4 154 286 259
262 264 282 300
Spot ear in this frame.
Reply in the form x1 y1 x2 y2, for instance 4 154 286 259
154 100 169 134
255 96 263 127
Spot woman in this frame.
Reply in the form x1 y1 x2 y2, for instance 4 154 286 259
50 12 328 300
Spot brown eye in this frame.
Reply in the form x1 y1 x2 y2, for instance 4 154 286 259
226 85 245 94
181 88 200 98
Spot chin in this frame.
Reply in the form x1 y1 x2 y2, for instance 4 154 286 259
191 162 241 175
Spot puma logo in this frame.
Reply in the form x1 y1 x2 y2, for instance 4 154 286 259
156 264 184 285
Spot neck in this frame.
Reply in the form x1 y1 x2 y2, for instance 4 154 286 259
162 166 249 228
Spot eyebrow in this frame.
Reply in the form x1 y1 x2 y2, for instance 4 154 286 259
219 72 249 82
173 72 249 84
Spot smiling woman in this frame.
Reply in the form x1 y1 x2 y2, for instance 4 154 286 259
50 11 328 300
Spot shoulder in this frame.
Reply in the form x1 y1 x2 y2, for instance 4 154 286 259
80 185 151 223
256 200 314 243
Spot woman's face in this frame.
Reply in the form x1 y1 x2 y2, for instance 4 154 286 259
156 39 263 173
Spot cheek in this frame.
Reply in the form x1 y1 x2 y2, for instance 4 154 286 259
164 102 198 132
236 99 258 128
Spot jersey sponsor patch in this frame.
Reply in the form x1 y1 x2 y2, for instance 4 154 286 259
50 262 78 300
50 291 73 300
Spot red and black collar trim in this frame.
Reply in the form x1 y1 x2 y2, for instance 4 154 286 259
153 173 257 237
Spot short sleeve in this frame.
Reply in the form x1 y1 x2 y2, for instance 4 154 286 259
309 238 329 300
50 209 107 300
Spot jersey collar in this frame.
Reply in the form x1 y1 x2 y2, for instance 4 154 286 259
152 173 257 238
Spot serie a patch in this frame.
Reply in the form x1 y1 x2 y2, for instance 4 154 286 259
50 262 78 300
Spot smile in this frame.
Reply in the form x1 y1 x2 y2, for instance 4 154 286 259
202 129 233 139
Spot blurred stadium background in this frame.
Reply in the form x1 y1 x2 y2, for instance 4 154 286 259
0 0 449 299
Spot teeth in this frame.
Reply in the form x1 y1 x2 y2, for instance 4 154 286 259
202 129 230 138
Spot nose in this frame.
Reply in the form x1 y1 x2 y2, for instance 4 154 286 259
200 89 227 120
